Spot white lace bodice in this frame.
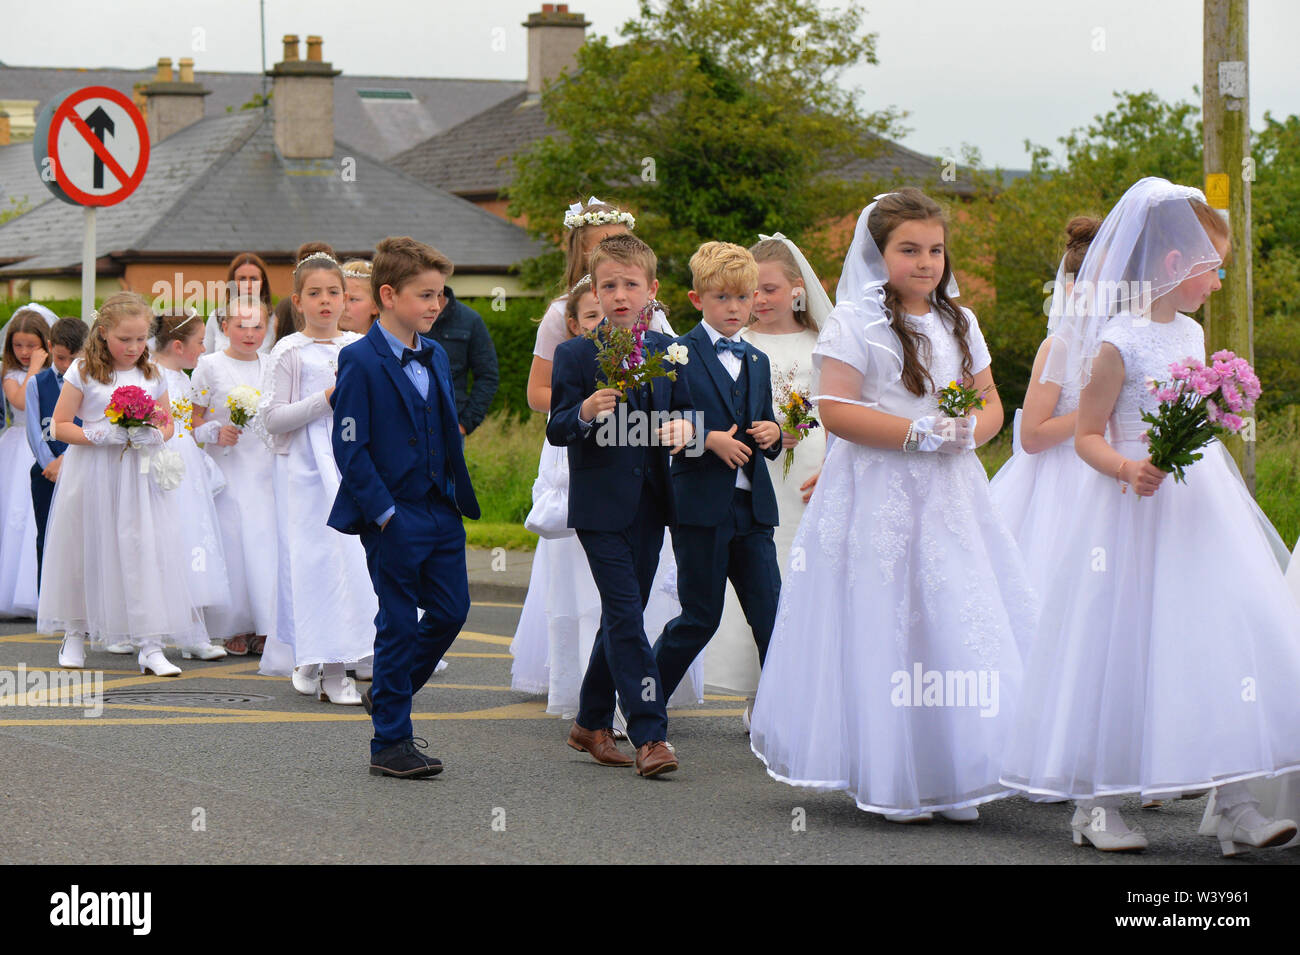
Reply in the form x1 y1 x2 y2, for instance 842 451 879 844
65 362 165 425
874 309 992 419
4 369 27 426
1099 312 1205 442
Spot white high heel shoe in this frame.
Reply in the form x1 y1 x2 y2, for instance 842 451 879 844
318 673 363 705
181 643 228 661
58 633 86 669
291 664 321 695
1216 809 1297 857
351 655 373 682
1070 806 1148 851
104 642 134 654
139 649 182 677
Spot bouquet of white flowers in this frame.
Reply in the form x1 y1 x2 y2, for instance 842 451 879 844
227 385 260 428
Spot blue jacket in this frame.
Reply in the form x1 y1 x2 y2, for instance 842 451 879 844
668 322 781 527
547 324 693 532
327 322 480 535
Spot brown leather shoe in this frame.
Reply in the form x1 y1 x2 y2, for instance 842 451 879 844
636 741 678 777
567 723 633 767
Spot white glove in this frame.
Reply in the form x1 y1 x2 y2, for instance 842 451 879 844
84 422 128 446
126 425 165 448
191 419 221 445
911 415 975 454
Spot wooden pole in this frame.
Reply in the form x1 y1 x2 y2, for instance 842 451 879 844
1202 0 1255 491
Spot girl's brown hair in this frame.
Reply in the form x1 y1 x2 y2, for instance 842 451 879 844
80 292 158 384
563 277 596 339
223 252 273 310
867 188 972 398
749 238 818 332
273 296 301 345
154 310 205 351
2 309 53 375
1189 197 1231 244
293 241 343 294
1062 215 1102 276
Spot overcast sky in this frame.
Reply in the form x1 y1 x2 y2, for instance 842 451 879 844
4 0 1296 169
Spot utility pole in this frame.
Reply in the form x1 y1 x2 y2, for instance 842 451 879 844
1202 0 1254 491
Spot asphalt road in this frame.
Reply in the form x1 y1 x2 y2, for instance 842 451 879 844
0 606 1295 866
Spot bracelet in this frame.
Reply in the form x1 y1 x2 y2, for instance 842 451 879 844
1116 459 1128 494
902 421 915 452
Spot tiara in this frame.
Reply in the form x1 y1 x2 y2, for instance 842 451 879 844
569 273 593 296
342 268 369 279
295 251 339 270
563 196 635 231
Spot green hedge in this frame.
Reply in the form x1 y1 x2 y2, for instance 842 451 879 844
461 295 547 421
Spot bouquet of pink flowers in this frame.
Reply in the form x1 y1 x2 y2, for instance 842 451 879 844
105 385 170 430
1141 350 1260 483
587 302 686 399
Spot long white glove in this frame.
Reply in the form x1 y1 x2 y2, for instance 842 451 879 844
911 415 976 454
191 419 221 445
126 425 165 448
83 422 129 446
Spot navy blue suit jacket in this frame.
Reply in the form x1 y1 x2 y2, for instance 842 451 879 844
327 322 480 535
669 322 781 527
547 324 693 532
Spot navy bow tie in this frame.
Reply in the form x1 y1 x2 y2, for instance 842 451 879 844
400 345 435 369
715 337 745 358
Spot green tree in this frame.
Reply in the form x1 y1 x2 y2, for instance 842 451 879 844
507 0 904 314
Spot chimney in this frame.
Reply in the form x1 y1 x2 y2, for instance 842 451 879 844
522 4 590 96
267 33 341 160
141 55 210 142
0 112 9 147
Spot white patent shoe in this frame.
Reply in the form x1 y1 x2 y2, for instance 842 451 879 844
352 655 373 681
292 664 321 695
58 633 86 669
104 642 134 654
181 643 228 661
884 812 934 824
1217 809 1298 857
939 807 980 822
318 673 363 705
1071 806 1148 851
139 649 182 677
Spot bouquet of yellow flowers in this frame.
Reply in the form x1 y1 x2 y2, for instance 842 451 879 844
936 378 990 418
774 367 820 480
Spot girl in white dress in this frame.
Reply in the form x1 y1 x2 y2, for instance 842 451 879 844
987 217 1100 660
203 253 276 356
151 312 231 660
259 249 376 704
512 275 701 717
1000 177 1300 856
704 234 830 706
191 299 277 658
38 292 198 676
750 189 1035 822
0 310 49 618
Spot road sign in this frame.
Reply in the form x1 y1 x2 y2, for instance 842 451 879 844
33 86 150 207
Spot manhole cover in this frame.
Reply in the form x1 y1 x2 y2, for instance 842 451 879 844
100 689 274 706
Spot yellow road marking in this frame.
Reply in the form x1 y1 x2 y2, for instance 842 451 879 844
472 602 524 609
457 631 512 646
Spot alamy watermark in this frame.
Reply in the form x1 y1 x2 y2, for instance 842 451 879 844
890 663 1000 718
0 664 103 717
594 405 705 457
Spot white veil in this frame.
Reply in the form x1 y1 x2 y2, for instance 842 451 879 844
757 232 833 330
1041 177 1222 391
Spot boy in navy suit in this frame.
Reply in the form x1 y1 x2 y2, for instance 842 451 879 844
654 242 783 713
329 236 480 779
26 317 87 587
548 233 696 777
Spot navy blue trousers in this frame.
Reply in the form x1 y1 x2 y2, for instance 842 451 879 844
360 495 468 755
30 465 54 591
654 490 780 701
575 486 670 746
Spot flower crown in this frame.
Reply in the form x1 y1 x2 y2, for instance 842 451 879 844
563 196 635 231
296 251 339 271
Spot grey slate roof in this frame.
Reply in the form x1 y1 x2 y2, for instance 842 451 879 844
0 109 543 275
390 91 548 196
0 64 525 160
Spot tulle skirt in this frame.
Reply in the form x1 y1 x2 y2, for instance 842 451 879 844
1001 438 1300 800
166 430 230 614
0 425 38 618
203 437 278 640
37 442 204 646
750 441 1034 815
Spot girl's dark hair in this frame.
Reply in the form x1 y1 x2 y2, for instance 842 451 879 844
867 188 972 397
2 309 52 375
749 238 818 332
1062 215 1102 276
273 296 301 345
563 284 597 340
154 311 204 350
50 316 89 354
81 292 157 384
293 241 343 294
